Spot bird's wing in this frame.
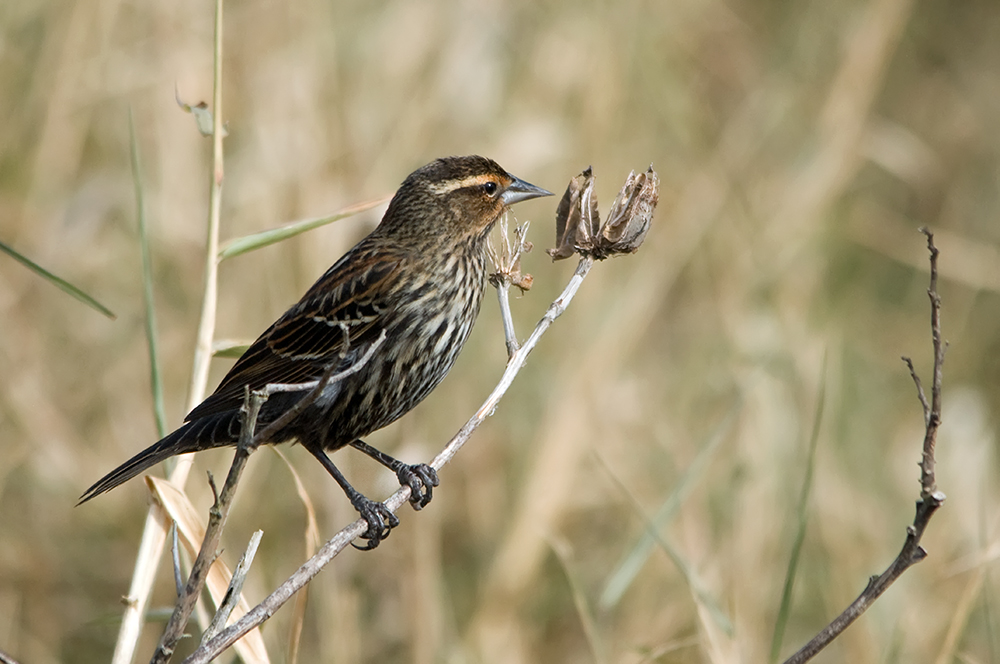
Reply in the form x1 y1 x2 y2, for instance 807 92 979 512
185 247 404 421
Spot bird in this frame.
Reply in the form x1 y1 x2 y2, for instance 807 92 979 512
80 156 552 548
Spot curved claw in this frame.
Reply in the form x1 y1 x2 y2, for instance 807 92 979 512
397 463 440 510
349 494 399 550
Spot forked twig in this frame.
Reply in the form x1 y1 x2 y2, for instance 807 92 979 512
202 529 263 643
781 227 947 664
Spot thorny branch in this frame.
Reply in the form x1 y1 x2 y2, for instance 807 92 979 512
181 166 659 664
782 227 947 664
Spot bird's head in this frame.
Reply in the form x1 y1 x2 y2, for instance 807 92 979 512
377 156 552 244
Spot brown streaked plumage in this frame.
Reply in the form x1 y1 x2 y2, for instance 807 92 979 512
81 156 551 548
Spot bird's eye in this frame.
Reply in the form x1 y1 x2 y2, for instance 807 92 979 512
482 181 499 196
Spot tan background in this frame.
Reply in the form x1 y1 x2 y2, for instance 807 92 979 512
1 0 998 662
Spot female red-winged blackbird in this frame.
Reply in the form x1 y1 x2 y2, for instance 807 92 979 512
81 156 551 548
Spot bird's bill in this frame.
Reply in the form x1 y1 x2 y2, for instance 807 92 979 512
501 175 553 206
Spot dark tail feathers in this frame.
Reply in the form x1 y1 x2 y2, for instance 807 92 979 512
78 417 231 505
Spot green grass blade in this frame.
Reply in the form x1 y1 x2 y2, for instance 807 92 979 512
212 339 251 358
0 240 116 319
548 535 607 664
129 108 167 438
217 196 391 262
595 448 734 636
599 401 740 610
769 355 828 663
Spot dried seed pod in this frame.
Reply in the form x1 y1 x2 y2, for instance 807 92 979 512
548 167 599 260
599 165 658 255
548 165 658 260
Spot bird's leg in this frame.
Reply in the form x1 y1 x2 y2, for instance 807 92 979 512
349 439 439 510
304 445 398 550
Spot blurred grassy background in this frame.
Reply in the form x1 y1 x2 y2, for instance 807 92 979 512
1 0 999 662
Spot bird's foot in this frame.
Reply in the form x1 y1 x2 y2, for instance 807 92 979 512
396 463 439 510
350 494 399 550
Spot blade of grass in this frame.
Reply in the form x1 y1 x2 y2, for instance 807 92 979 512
0 240 115 319
594 450 734 636
548 534 606 664
769 356 827 663
213 339 252 358
217 196 390 262
129 107 166 437
599 402 740 610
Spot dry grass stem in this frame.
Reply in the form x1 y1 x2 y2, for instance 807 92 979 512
111 2 227 661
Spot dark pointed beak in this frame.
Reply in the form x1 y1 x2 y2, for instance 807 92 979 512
501 175 553 206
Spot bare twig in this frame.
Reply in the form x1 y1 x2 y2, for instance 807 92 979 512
170 523 184 597
918 226 946 498
202 530 263 643
495 281 519 358
0 648 21 664
781 228 947 664
901 356 930 426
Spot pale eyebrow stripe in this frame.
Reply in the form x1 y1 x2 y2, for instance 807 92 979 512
427 173 506 194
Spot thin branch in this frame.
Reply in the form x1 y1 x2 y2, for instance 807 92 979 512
488 217 533 359
919 226 946 498
202 530 263 643
0 648 21 664
170 522 184 598
182 254 596 664
781 228 947 664
901 356 930 426
782 497 941 664
495 281 519 359
253 331 385 446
